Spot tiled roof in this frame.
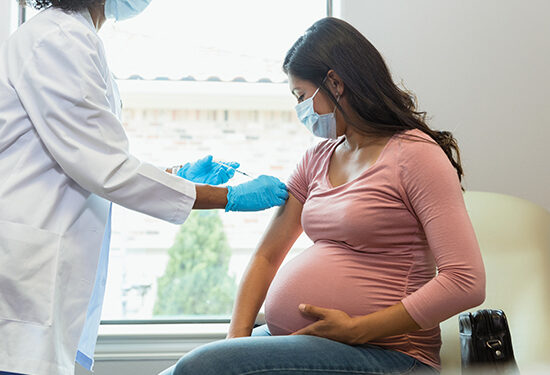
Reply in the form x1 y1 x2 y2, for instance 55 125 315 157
119 75 288 84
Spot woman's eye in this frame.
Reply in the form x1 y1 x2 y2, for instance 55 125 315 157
297 95 305 102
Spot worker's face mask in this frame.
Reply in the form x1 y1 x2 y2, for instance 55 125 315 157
295 86 340 140
104 0 153 21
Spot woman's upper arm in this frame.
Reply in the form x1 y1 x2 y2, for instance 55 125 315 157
398 138 486 328
254 193 304 267
254 142 320 265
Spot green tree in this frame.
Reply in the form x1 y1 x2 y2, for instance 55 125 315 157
153 210 237 316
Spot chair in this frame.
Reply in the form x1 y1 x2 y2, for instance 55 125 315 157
438 191 550 374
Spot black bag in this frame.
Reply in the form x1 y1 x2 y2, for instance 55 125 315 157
459 309 520 374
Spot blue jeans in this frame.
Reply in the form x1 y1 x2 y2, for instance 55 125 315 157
159 325 438 375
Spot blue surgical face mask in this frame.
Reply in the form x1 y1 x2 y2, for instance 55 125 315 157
104 0 153 21
295 87 340 139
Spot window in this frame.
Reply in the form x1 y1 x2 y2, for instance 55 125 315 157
97 1 329 321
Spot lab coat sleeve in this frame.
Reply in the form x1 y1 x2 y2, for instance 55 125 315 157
13 24 195 224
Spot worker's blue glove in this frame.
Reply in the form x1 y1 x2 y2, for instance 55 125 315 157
177 155 240 185
225 175 289 212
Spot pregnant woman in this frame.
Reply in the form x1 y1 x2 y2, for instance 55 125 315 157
160 17 485 375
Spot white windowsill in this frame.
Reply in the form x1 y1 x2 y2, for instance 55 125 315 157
95 323 230 362
99 322 231 337
93 312 266 363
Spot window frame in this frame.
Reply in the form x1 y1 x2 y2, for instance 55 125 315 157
18 3 26 25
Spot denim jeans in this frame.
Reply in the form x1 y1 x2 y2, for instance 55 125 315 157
159 325 438 375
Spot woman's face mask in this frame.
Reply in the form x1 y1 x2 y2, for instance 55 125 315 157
295 86 340 139
104 0 153 21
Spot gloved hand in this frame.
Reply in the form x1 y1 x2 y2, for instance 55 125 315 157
177 155 240 185
225 175 289 212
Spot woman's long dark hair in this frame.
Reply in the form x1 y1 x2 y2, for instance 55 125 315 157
283 17 464 185
20 0 102 11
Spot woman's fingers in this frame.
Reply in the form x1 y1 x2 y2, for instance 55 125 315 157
299 304 330 319
290 321 322 336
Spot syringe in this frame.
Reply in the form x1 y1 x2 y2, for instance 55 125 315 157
213 160 254 179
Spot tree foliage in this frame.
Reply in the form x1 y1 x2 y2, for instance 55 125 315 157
153 211 236 316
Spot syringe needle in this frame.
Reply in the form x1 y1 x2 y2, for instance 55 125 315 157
213 160 254 179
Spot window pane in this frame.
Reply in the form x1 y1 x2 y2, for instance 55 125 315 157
100 0 326 320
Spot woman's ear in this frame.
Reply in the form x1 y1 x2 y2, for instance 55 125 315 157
326 69 344 98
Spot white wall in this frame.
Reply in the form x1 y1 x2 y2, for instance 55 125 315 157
341 0 550 212
0 0 14 44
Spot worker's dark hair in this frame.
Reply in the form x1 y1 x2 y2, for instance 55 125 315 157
284 17 464 186
20 0 103 11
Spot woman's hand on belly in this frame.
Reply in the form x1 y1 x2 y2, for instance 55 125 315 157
292 302 422 346
290 304 362 345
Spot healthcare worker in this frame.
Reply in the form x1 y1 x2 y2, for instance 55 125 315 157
0 1 288 374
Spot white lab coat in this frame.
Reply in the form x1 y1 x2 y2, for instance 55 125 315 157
0 7 196 375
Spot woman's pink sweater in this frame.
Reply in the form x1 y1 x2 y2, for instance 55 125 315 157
264 129 486 370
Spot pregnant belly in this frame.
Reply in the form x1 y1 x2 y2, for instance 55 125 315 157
265 243 408 336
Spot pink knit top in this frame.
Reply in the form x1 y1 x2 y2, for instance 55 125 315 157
264 129 485 370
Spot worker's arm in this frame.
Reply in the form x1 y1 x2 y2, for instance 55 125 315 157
14 25 197 223
14 23 287 221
